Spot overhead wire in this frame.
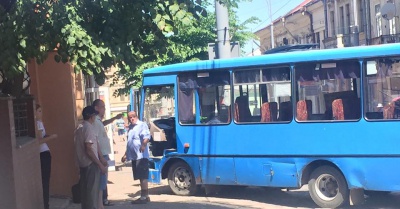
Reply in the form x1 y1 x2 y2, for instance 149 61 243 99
252 0 293 32
249 0 292 54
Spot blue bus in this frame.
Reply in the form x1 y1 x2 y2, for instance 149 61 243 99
131 43 400 208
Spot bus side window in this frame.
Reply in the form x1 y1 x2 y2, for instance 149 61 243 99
233 66 291 124
295 60 361 122
178 71 231 125
364 58 400 121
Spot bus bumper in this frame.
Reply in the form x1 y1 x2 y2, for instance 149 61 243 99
149 168 161 184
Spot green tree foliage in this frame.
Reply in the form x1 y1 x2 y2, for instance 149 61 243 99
114 0 260 95
0 0 203 95
0 0 257 97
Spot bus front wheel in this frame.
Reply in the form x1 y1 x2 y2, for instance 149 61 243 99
168 162 197 196
308 166 349 208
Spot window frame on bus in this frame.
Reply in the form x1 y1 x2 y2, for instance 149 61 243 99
232 65 293 124
177 70 232 126
293 59 362 123
363 56 400 121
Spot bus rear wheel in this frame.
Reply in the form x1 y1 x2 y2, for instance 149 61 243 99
308 166 349 208
168 162 197 196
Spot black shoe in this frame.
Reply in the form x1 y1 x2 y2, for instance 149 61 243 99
146 196 151 202
131 198 148 204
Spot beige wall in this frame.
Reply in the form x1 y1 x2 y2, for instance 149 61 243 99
0 97 44 209
0 98 18 209
28 52 80 196
14 135 44 209
104 67 130 115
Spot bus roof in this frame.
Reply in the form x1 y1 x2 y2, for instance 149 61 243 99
143 43 400 76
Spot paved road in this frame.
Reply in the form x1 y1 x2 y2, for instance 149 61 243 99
65 136 400 209
66 167 400 209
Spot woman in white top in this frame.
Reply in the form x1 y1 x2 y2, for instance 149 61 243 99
36 104 51 209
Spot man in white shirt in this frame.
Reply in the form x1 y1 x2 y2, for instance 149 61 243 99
92 99 122 206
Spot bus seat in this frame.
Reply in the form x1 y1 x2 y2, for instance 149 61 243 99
279 101 292 121
342 97 360 120
332 99 344 120
305 100 312 115
394 100 400 118
296 100 308 121
260 102 271 122
234 96 251 122
383 103 395 119
270 102 278 121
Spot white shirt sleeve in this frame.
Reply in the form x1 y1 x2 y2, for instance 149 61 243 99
37 121 46 138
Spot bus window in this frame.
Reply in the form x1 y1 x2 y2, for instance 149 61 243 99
294 60 361 121
178 72 231 125
143 86 175 123
364 58 400 120
233 66 291 123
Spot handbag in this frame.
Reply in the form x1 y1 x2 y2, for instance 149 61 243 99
71 182 81 204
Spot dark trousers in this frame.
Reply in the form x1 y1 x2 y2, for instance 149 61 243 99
103 186 108 202
40 151 51 209
80 163 100 209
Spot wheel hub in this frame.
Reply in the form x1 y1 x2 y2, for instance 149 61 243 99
315 174 339 201
174 168 191 189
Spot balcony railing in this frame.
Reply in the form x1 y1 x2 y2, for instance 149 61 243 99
322 32 368 48
322 37 337 49
322 34 352 48
369 34 400 45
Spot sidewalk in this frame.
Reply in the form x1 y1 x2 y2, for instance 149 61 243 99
49 133 140 209
49 197 70 209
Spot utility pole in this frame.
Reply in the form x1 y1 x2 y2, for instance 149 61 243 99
215 0 231 59
323 0 328 40
266 0 274 48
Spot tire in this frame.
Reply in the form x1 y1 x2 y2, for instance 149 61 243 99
308 166 349 208
168 161 197 196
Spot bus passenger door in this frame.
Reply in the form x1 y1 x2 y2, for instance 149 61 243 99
177 71 237 185
142 85 177 156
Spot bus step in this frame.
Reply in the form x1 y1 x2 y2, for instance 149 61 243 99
148 168 161 184
164 148 177 155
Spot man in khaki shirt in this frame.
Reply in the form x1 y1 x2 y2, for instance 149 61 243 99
75 106 108 209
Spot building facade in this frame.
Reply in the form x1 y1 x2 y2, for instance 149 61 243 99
256 0 400 52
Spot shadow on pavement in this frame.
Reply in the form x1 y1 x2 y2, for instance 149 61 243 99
68 199 260 209
133 184 400 209
134 185 318 208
